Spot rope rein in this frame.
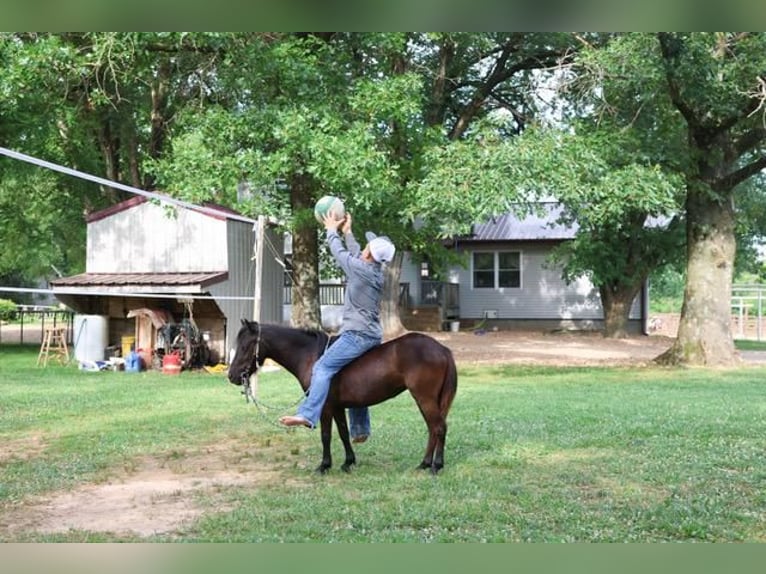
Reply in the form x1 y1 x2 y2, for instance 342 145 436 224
239 324 307 424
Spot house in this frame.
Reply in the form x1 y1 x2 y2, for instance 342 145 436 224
51 195 284 366
402 204 648 334
278 203 647 335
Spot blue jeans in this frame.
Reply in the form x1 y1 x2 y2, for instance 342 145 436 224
296 330 380 436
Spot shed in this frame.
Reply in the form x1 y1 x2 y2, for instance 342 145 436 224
51 195 283 366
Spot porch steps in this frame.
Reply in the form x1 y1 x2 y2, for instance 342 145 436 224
402 306 443 332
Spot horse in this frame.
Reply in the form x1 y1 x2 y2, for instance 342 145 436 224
227 320 458 474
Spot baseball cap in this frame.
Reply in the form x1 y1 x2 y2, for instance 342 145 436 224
365 231 395 264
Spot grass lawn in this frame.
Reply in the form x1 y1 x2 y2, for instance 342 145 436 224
1 345 765 542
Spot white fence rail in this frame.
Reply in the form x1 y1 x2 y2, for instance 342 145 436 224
731 284 766 341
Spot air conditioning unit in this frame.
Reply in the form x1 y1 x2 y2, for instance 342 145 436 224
483 309 498 319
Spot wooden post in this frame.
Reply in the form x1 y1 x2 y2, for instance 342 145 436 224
250 214 266 401
253 214 265 322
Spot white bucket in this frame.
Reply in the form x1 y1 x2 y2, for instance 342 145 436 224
73 314 109 362
450 321 460 333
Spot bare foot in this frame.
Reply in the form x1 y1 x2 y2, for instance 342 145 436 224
279 415 312 428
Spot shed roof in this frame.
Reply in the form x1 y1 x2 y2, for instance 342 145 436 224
85 195 247 224
51 272 228 291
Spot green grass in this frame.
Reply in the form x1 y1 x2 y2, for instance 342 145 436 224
1 345 765 542
735 339 766 351
649 296 683 314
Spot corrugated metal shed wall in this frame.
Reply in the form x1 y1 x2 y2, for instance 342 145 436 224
209 219 284 357
259 226 285 324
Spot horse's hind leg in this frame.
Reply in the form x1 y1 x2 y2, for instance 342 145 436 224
416 404 446 474
431 421 447 474
419 418 446 474
417 431 437 471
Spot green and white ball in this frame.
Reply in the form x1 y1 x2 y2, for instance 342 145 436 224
314 195 346 224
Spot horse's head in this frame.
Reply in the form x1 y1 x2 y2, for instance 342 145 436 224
227 319 261 385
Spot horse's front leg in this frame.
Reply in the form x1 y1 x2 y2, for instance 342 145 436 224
315 414 334 474
333 407 356 473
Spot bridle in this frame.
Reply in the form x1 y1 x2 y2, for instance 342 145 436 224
239 322 261 404
236 323 304 424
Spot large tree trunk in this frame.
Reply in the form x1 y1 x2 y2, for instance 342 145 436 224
600 283 641 339
289 174 321 329
381 251 406 340
657 185 738 366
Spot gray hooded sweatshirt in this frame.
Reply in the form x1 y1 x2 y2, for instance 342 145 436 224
325 229 384 339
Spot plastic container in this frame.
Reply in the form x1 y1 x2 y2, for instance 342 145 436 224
162 352 182 375
125 350 142 373
73 315 108 363
121 335 136 358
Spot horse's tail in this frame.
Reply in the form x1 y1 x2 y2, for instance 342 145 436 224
439 348 458 417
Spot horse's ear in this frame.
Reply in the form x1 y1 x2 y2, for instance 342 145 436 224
241 318 248 327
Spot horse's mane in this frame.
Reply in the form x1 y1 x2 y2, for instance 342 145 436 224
262 322 326 341
298 327 325 338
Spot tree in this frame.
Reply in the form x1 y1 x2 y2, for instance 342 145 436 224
361 33 587 335
151 34 398 329
152 33 585 335
0 33 233 282
732 174 766 278
651 33 766 365
500 33 766 355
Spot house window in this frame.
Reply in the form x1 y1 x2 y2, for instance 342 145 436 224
472 251 521 289
473 252 496 288
498 251 521 288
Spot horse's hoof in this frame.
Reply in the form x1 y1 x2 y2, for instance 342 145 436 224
315 465 331 475
341 463 355 473
417 462 430 470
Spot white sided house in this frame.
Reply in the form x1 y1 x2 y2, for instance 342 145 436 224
401 205 647 334
51 196 283 366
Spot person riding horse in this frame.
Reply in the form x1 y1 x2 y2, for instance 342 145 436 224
279 211 395 443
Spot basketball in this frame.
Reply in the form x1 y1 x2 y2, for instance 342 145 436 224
314 195 346 224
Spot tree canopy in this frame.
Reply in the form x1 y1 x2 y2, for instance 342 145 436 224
3 33 766 364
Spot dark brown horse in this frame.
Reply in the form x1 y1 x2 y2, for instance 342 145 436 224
227 320 458 474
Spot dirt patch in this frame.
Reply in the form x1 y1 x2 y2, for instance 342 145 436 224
1 442 298 539
0 434 48 464
430 329 675 366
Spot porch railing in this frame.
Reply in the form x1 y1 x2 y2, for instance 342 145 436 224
283 284 346 306
419 280 460 319
284 282 412 310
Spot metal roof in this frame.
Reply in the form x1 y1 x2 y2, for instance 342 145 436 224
51 272 228 289
85 195 249 224
468 204 577 242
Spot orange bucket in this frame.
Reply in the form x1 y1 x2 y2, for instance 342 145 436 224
162 352 182 375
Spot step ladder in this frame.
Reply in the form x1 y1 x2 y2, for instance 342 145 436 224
37 326 70 367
